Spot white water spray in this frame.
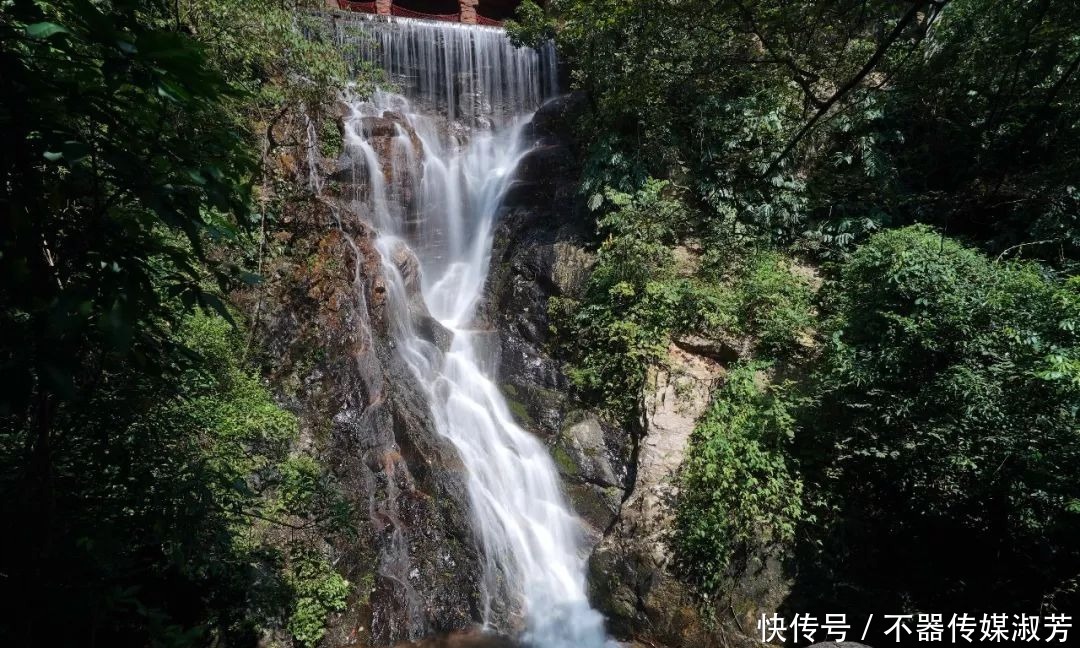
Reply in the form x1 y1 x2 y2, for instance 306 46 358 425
334 16 607 648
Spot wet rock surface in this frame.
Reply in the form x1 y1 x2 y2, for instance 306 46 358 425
254 86 619 648
256 110 484 646
481 93 635 539
255 81 784 648
483 93 592 439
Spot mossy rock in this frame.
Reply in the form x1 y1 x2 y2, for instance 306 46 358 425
565 483 620 530
499 385 535 428
550 444 579 477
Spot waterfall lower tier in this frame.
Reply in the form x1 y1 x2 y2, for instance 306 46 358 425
331 16 608 648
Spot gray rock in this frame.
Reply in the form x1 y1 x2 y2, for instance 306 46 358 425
480 94 636 545
549 241 595 298
558 415 619 488
481 93 595 442
551 414 624 533
588 344 728 647
259 163 483 647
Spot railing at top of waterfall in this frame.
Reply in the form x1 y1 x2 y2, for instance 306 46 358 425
334 1 506 27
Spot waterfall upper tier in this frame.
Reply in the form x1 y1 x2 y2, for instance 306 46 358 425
327 13 558 125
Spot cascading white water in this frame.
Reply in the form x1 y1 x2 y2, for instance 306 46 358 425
332 15 608 648
337 14 558 125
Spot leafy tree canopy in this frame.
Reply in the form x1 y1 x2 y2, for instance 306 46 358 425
0 0 358 644
798 225 1080 612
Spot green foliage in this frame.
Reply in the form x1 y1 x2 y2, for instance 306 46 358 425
505 0 555 49
549 0 922 243
548 0 1080 618
1 0 256 416
174 315 351 645
319 118 344 158
550 0 1080 619
553 180 814 416
180 0 350 110
709 249 815 356
1 306 351 645
799 225 1080 610
591 179 684 287
879 0 1080 254
551 0 1080 259
0 0 356 644
286 552 350 647
552 180 696 413
675 362 805 591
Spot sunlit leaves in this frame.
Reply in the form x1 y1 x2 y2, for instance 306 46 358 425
802 225 1080 609
675 362 805 591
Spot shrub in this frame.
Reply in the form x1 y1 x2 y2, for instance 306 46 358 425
675 362 805 591
553 180 816 417
287 553 350 648
716 249 815 356
800 225 1080 611
505 0 556 49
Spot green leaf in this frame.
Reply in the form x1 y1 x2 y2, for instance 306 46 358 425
25 22 69 39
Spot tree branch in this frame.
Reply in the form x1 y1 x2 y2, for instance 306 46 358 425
995 239 1058 262
731 0 826 108
762 0 943 178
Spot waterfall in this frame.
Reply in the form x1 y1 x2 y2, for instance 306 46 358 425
333 13 558 126
331 15 608 648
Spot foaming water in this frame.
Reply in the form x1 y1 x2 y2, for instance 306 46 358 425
333 17 608 648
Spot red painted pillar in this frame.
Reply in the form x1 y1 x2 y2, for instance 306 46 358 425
460 0 478 24
376 0 391 15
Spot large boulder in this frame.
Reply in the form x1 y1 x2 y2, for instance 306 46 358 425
550 413 624 535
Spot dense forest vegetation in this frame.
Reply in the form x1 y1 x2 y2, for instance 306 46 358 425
0 0 363 644
509 0 1080 623
2 0 1078 645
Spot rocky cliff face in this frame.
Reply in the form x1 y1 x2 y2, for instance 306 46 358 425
251 89 630 648
252 107 487 647
481 93 633 543
588 346 726 647
481 95 789 648
244 23 586 639
250 84 781 648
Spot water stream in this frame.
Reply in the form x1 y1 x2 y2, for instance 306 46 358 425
333 15 607 648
